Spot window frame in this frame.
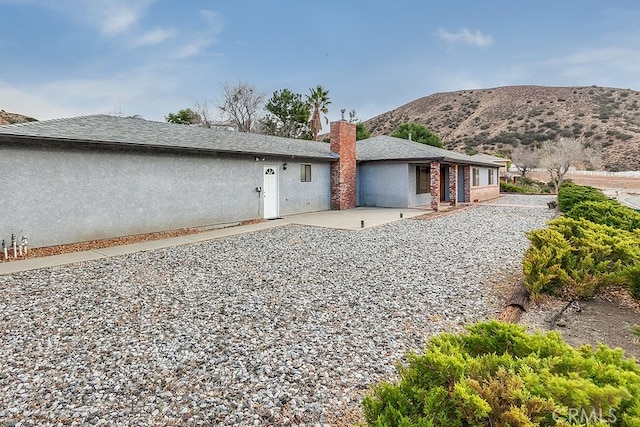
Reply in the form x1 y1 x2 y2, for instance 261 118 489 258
416 165 430 194
488 168 494 185
472 167 480 187
300 164 312 182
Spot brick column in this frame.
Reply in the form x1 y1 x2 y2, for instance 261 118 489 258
464 165 471 203
449 164 458 206
330 121 357 210
430 161 440 211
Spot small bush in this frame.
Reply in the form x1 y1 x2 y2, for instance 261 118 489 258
362 321 640 426
524 217 640 299
627 264 640 300
566 200 640 231
500 181 526 193
557 182 609 212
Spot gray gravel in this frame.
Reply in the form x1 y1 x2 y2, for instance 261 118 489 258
0 196 555 426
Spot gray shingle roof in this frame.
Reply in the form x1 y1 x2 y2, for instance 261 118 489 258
356 135 500 167
471 153 510 165
0 115 338 160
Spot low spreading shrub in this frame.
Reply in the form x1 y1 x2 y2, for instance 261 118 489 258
362 321 640 427
500 179 552 194
500 181 526 193
628 264 640 300
557 182 609 212
566 200 640 232
523 217 640 299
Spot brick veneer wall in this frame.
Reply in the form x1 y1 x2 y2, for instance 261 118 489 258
464 165 471 203
470 185 500 202
330 121 357 210
449 164 458 206
430 161 441 211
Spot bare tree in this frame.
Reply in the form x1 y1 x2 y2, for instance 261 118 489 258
583 141 604 171
218 82 265 132
538 138 585 193
510 145 540 179
193 100 213 128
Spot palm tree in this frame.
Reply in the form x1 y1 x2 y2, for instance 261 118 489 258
306 85 331 141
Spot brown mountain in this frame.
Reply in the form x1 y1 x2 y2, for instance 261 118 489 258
364 85 640 171
0 110 37 125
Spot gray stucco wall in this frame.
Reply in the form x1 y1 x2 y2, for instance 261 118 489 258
358 162 409 207
279 161 330 215
0 143 330 247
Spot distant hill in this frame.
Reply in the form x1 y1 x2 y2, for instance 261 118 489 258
364 85 640 171
0 110 37 125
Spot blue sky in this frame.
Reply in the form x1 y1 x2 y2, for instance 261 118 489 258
2 0 640 126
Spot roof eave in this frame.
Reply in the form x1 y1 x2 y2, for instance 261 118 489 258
0 133 338 161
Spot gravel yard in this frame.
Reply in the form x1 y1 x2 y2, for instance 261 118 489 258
0 196 555 426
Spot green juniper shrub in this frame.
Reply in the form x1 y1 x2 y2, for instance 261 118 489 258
500 181 526 193
523 217 640 299
557 182 609 212
627 264 640 300
362 321 640 427
565 200 640 232
500 180 552 194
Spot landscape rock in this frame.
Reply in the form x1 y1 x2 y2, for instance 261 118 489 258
0 195 554 425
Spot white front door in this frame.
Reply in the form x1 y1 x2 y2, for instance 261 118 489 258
263 165 279 219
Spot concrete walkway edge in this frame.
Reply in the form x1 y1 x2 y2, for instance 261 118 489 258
0 207 429 275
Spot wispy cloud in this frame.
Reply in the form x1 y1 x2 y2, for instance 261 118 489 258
101 6 138 35
175 10 225 58
177 38 213 58
132 28 176 47
199 10 224 33
437 28 494 47
29 0 156 37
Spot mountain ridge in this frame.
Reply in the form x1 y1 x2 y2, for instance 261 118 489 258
364 85 640 171
0 110 37 125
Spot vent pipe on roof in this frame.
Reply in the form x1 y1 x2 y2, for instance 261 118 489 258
408 132 412 141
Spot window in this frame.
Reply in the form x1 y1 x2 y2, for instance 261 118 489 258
472 168 480 186
416 165 430 194
488 169 494 185
300 164 311 182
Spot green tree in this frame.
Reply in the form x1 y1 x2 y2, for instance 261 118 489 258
306 85 330 141
356 122 371 140
392 123 443 147
260 89 311 139
165 109 201 125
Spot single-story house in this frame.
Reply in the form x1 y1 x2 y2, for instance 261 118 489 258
471 153 510 178
0 115 499 247
357 136 501 209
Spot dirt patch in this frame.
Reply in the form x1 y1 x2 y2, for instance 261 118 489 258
0 219 266 263
527 171 640 191
520 288 640 360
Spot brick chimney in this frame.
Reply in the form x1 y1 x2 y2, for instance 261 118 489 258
329 120 357 210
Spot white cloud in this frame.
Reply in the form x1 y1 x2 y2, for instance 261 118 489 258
437 28 494 47
132 28 176 47
177 38 216 58
174 10 225 58
25 0 155 37
88 0 155 36
199 10 224 34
